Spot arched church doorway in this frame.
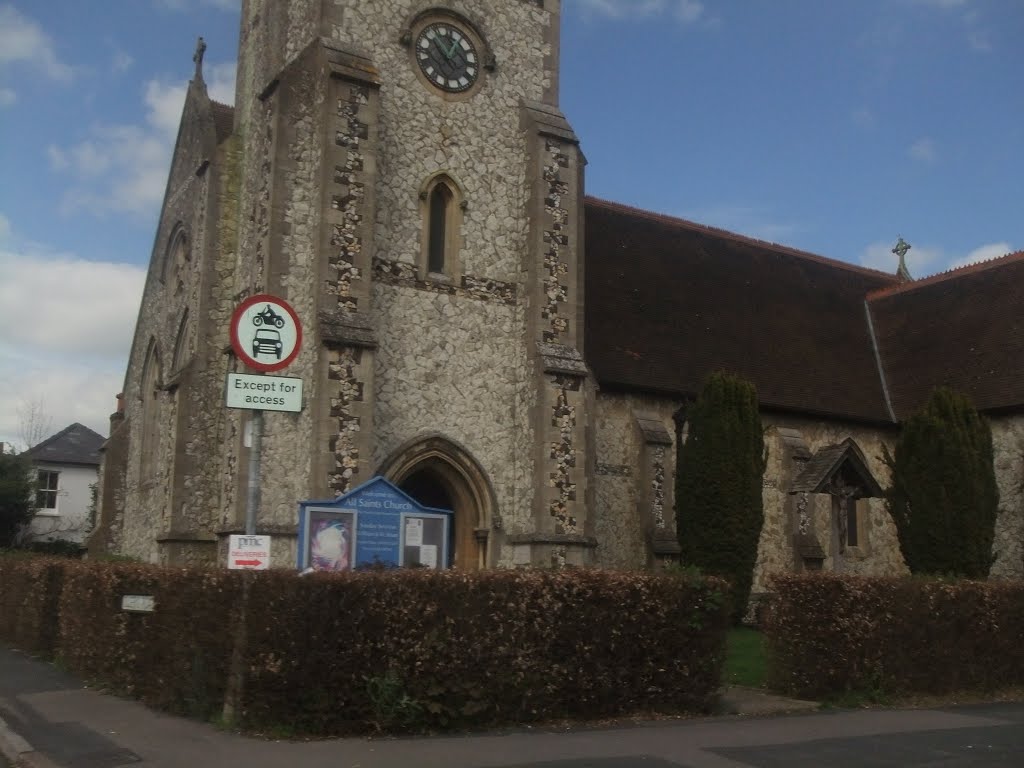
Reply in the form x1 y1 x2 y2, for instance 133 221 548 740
378 435 495 570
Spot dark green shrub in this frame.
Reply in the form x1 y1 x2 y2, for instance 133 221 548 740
884 387 999 577
0 452 35 547
676 371 767 623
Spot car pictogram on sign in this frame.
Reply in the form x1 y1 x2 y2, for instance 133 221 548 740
252 328 283 359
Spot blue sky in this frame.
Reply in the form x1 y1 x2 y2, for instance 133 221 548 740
0 0 1021 445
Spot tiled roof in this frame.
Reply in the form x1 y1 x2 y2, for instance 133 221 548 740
869 251 1024 417
25 423 105 467
583 197 900 423
210 100 234 143
791 438 884 497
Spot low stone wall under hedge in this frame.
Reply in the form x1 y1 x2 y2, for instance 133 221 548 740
0 555 730 734
766 573 1024 699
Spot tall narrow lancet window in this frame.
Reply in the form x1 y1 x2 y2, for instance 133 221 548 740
139 343 162 481
428 183 452 274
419 174 464 280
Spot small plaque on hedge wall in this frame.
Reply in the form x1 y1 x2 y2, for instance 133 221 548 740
121 595 155 613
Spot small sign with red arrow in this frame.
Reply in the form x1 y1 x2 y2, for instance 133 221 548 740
228 534 271 570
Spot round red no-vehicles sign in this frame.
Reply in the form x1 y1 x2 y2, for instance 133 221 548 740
230 294 303 372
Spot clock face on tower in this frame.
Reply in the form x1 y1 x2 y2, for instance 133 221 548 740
415 21 479 93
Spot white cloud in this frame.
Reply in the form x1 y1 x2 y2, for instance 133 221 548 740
909 137 936 164
573 0 704 23
0 87 14 107
0 4 74 81
49 61 236 218
949 242 1012 269
0 247 145 447
859 239 1014 276
859 240 943 275
0 212 9 239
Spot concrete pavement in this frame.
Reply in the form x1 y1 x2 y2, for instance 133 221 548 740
2 645 1022 768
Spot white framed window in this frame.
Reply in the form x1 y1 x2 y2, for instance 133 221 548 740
36 470 59 511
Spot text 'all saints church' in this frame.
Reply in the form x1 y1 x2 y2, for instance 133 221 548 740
92 0 1024 588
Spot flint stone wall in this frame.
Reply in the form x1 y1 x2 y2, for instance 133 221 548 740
991 413 1024 579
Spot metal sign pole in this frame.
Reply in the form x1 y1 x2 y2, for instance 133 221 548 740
245 409 263 535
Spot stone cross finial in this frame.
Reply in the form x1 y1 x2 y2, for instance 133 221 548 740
892 236 912 281
193 37 207 80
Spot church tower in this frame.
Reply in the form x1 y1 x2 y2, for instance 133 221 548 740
217 0 594 568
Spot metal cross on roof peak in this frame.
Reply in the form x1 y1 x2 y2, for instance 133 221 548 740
892 236 913 281
892 237 911 259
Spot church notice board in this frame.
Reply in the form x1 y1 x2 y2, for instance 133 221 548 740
297 476 452 572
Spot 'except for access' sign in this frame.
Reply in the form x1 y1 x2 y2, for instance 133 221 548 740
225 373 303 413
228 534 271 570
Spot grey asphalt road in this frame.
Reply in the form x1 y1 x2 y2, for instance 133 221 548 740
2 645 1022 768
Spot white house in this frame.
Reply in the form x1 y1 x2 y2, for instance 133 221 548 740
25 423 104 546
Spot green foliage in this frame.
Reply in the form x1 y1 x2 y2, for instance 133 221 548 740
766 574 1024 700
883 387 999 578
676 371 767 623
366 670 424 731
724 628 766 688
27 540 85 558
0 452 35 547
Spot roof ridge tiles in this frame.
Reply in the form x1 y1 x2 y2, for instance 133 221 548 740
584 196 900 282
866 249 1024 301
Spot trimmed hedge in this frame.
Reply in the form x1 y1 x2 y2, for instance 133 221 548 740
241 568 729 733
0 553 66 656
766 573 1024 699
0 556 729 734
57 562 242 720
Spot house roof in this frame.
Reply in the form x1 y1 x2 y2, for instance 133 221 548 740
868 251 1024 417
25 423 105 467
583 197 900 423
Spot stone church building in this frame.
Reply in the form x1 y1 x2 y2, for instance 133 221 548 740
92 0 1024 588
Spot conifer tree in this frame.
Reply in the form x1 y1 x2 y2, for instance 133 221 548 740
884 387 999 578
676 372 767 623
0 452 35 548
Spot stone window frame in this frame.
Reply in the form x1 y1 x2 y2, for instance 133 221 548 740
171 308 192 373
161 224 189 286
837 496 871 557
418 173 465 283
35 469 60 513
139 340 163 483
